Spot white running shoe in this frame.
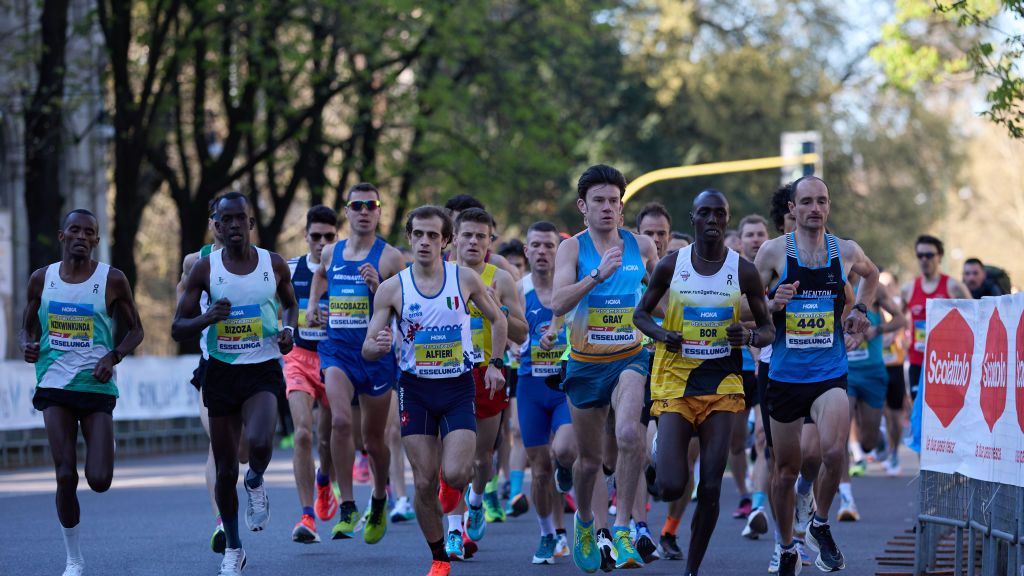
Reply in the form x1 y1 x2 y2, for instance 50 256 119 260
885 457 902 477
218 548 246 576
554 532 570 558
244 476 270 531
838 495 860 522
794 491 814 538
62 560 84 576
742 506 769 539
390 497 415 523
768 542 781 573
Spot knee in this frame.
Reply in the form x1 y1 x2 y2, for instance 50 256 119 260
215 462 239 487
531 461 553 486
774 463 799 487
575 451 601 476
55 466 79 490
246 433 273 460
443 462 473 489
363 434 387 458
614 422 643 454
820 443 845 469
330 413 353 439
293 426 313 452
697 477 722 503
86 469 112 493
659 477 688 502
413 473 438 497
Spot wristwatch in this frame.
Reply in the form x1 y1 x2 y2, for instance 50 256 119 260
488 357 505 370
589 268 602 283
851 303 868 315
111 349 124 364
282 326 295 337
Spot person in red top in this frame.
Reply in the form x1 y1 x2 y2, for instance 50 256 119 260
901 235 971 400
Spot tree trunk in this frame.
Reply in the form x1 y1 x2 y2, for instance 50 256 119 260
24 0 71 273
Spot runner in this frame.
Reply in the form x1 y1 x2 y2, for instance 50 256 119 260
668 232 692 253
307 182 405 543
635 190 774 576
173 192 298 576
448 208 527 558
550 164 659 572
362 205 508 576
879 272 907 476
176 197 232 553
21 209 144 576
515 221 578 564
444 194 521 280
497 238 531 517
838 272 905 521
285 205 340 543
901 235 971 401
754 176 880 575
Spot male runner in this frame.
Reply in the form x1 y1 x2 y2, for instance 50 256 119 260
21 209 144 576
497 238 530 518
879 273 907 476
173 192 298 576
447 208 527 558
838 273 905 521
443 194 521 280
754 176 879 575
307 182 405 543
635 190 774 576
286 205 340 543
550 164 658 571
516 221 577 564
668 232 692 253
362 205 507 576
901 235 971 401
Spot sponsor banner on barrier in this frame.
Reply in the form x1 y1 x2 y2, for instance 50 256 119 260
921 293 1024 487
0 356 202 431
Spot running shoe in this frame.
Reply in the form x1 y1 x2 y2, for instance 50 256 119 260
634 522 659 564
612 526 643 569
279 434 294 450
777 548 802 576
500 479 511 501
838 495 860 522
332 501 360 539
563 493 577 514
573 512 601 573
390 497 416 523
554 531 570 558
848 459 867 478
506 493 529 517
597 528 617 572
292 514 320 544
210 522 226 554
466 503 487 541
353 452 371 483
733 496 753 519
315 478 338 521
742 506 769 539
658 532 683 560
218 548 247 576
363 497 388 544
794 491 814 538
426 560 451 576
532 533 557 565
438 474 462 514
445 529 465 561
483 490 506 523
805 521 846 571
462 531 478 559
244 472 270 532
793 537 811 565
62 561 84 576
768 542 781 573
555 463 574 493
885 455 902 477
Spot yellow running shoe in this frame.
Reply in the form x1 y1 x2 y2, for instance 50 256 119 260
362 496 388 544
332 501 360 539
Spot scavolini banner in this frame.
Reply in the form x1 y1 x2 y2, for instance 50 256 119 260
921 293 1024 487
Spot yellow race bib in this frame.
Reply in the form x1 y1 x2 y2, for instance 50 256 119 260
785 300 834 350
217 304 264 353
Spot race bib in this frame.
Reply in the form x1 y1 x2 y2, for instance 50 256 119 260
217 304 263 353
586 294 636 345
530 328 567 377
47 301 94 352
785 300 834 349
847 339 870 362
913 320 926 353
680 306 732 359
883 341 899 365
329 284 370 329
298 298 327 341
470 315 486 364
414 328 465 378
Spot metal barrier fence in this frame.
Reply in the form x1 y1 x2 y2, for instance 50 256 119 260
917 470 1023 576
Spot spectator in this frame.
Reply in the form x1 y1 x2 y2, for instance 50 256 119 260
963 258 1002 298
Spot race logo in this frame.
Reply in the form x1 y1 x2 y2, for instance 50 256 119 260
980 309 1007 432
679 270 690 282
1016 309 1024 434
924 309 973 428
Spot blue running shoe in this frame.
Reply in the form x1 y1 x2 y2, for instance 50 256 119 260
573 513 601 573
532 533 557 565
446 530 465 561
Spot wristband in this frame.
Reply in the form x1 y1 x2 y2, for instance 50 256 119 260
282 326 295 337
111 349 124 364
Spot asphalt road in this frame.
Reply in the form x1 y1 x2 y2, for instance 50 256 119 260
0 449 919 576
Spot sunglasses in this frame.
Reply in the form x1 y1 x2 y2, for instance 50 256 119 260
347 200 381 212
309 232 336 242
916 252 937 260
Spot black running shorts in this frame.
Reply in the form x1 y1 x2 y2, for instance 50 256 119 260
203 357 286 418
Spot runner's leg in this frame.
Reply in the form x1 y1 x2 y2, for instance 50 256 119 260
768 418 803 545
200 405 219 516
610 370 645 528
289 392 317 512
209 413 244 549
687 410 733 573
809 389 851 520
44 406 81 528
403 435 443 543
569 405 610 523
729 408 751 505
358 392 392 498
324 367 357 502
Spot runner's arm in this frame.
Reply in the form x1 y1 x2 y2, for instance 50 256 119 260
496 268 528 343
378 245 406 281
488 252 521 281
462 267 509 365
172 258 217 341
362 277 399 362
273 253 298 330
947 277 973 300
307 243 332 324
753 238 784 311
844 240 880 310
176 252 199 301
550 238 593 317
633 253 675 343
93 269 145 383
875 289 907 336
738 258 775 347
18 268 45 361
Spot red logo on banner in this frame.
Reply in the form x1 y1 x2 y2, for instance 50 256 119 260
1017 309 1024 434
925 309 973 428
980 309 1007 431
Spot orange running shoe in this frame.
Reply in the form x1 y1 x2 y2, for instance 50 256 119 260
315 481 338 521
426 560 451 576
438 472 462 514
291 514 320 544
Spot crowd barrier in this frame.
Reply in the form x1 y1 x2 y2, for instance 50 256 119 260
918 293 1023 576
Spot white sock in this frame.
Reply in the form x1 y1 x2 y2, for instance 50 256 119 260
537 513 555 536
448 515 463 533
396 496 409 506
62 525 83 564
468 487 484 507
839 482 853 501
849 440 865 462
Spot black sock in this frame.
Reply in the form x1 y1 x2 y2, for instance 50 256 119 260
603 464 615 477
429 538 449 562
556 528 567 536
245 468 263 489
371 495 387 511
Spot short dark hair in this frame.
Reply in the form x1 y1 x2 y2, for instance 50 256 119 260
347 182 380 200
527 221 560 236
306 205 338 230
769 183 794 233
964 257 984 268
445 194 485 214
61 208 97 230
214 191 249 219
738 214 769 234
671 231 693 243
915 234 944 256
454 207 496 232
405 205 453 243
497 239 527 259
577 164 627 201
636 202 672 229
207 194 225 217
